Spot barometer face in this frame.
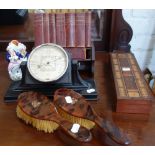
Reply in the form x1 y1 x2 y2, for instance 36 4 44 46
27 43 68 82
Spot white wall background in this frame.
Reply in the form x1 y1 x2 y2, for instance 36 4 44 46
123 9 155 76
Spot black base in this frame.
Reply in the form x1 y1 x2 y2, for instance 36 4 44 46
4 59 98 103
4 79 98 103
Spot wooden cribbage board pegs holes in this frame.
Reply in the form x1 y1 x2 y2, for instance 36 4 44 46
110 52 155 114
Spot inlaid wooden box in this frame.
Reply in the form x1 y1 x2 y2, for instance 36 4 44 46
110 52 154 114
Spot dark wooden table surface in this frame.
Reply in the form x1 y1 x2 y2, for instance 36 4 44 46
0 52 155 146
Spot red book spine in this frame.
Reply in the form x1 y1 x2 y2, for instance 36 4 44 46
56 13 66 47
75 13 85 47
43 13 50 43
64 47 86 60
65 13 75 47
34 13 44 47
85 11 92 47
49 13 56 43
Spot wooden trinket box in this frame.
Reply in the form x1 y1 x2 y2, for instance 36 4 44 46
110 52 154 114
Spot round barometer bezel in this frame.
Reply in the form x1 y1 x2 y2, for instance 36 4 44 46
27 43 69 82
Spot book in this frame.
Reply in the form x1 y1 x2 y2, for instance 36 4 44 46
49 13 56 43
64 47 86 60
75 12 85 47
43 13 50 43
55 13 66 47
65 12 75 47
34 12 44 47
85 11 92 47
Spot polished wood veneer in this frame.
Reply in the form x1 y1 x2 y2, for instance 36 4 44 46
110 52 154 114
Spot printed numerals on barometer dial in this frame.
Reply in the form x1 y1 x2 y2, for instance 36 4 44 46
27 44 69 82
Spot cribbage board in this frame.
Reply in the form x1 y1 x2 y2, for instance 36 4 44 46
110 52 154 114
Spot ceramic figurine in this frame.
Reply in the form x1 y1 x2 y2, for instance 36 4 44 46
6 40 29 81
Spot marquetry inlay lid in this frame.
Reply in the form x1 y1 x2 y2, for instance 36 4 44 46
110 52 153 100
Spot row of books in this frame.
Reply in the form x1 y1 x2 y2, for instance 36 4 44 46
34 10 92 48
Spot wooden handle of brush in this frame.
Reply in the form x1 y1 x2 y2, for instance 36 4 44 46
94 116 131 145
58 119 92 143
84 105 131 145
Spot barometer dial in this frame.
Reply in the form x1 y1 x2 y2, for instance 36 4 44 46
27 43 68 82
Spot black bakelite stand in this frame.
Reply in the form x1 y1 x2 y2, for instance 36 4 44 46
4 60 98 103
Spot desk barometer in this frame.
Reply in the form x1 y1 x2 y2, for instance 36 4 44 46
27 43 68 82
4 43 97 103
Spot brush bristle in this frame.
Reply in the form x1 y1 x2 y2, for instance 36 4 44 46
56 106 95 130
16 105 59 133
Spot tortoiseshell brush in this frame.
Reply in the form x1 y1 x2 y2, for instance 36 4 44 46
16 91 92 144
54 88 131 145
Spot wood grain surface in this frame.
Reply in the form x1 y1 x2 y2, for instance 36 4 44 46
0 52 155 145
110 53 154 114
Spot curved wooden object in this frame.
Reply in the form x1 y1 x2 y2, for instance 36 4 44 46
110 9 133 52
17 91 92 144
54 88 131 145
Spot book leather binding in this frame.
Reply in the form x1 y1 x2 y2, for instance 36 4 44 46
49 13 56 43
65 12 75 47
34 12 44 47
43 13 50 43
56 13 66 47
34 10 93 62
110 52 154 114
64 47 86 60
85 11 92 47
75 12 85 47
